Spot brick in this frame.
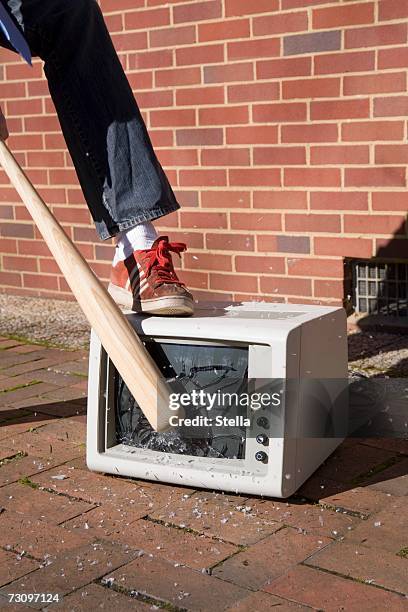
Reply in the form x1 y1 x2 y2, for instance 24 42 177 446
286 213 341 233
346 23 407 49
201 148 250 166
313 3 375 29
150 109 195 127
261 276 312 296
228 37 280 61
0 482 92 523
0 512 89 560
225 0 279 17
283 77 340 99
345 167 406 187
1 542 140 606
378 46 408 70
155 66 200 87
228 82 279 103
150 24 196 48
206 233 254 252
174 0 221 23
315 50 375 75
372 192 408 211
100 0 144 9
311 191 368 211
199 105 248 125
342 120 404 142
254 102 307 123
0 205 14 220
176 43 224 67
229 168 281 187
179 169 226 186
374 95 408 117
344 214 405 235
0 549 38 589
214 528 330 590
202 190 250 208
266 564 407 611
180 211 227 229
111 31 147 52
285 168 341 188
281 123 338 143
344 497 408 554
254 146 306 165
221 590 305 611
284 30 341 56
254 10 308 36
257 57 311 79
254 191 307 210
311 145 369 165
23 273 59 291
157 148 197 167
227 125 278 144
129 50 172 71
288 257 343 278
380 0 408 21
375 144 408 165
344 72 406 95
177 85 224 106
198 18 250 42
231 212 281 231
311 98 369 120
210 272 257 293
185 252 232 271
314 279 343 298
204 62 253 83
59 584 149 611
376 237 408 258
235 256 285 274
124 7 170 29
149 491 281 545
177 127 223 146
307 542 408 596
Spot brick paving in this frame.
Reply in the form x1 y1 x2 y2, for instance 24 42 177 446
0 336 406 611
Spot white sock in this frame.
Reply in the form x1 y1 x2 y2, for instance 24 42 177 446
112 221 158 266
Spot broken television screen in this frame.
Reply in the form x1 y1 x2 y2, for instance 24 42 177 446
115 340 249 459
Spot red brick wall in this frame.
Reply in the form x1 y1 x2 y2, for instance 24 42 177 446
0 0 407 306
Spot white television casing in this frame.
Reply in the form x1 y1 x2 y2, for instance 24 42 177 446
86 302 348 498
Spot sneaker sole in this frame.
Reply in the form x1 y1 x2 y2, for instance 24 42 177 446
108 283 194 316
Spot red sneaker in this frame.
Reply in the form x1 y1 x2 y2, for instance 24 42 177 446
108 236 194 316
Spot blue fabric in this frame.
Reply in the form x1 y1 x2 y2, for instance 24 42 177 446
0 0 179 240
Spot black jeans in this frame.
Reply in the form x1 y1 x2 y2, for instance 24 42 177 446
0 0 180 239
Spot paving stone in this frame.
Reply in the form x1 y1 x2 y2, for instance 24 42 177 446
0 455 63 487
0 349 78 372
306 542 408 596
0 548 39 588
6 344 42 354
0 446 19 462
51 360 89 377
109 518 239 570
0 482 94 523
0 598 33 611
321 487 394 517
0 340 25 350
110 554 249 611
35 419 86 445
49 583 151 610
225 590 310 611
361 438 408 455
0 512 91 560
247 499 358 538
0 541 139 609
367 458 408 496
40 387 87 402
32 467 191 516
265 564 408 611
4 426 85 461
212 527 331 590
61 503 151 536
25 400 86 418
343 497 408 554
149 491 282 545
0 413 56 441
312 442 398 484
0 383 62 408
297 475 347 501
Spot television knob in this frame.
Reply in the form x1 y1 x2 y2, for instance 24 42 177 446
255 451 268 463
256 417 269 429
256 433 268 445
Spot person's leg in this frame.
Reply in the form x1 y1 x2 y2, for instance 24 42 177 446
0 0 193 315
